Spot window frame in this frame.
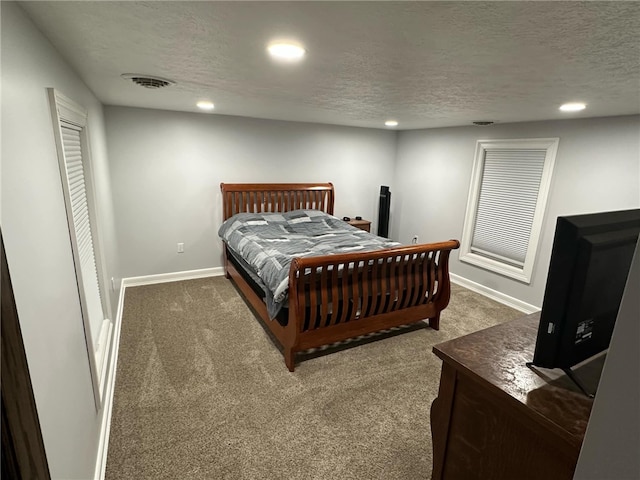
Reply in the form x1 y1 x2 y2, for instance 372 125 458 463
460 137 559 284
48 88 112 410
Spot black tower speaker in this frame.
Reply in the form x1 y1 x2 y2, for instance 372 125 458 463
377 185 391 237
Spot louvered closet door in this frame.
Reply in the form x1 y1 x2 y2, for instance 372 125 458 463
60 121 104 349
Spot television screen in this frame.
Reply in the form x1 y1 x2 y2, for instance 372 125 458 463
531 209 640 371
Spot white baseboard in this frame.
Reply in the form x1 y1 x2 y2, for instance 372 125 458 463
122 267 224 287
450 273 541 314
94 279 126 480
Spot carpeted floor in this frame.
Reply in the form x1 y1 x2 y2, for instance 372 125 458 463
105 277 521 480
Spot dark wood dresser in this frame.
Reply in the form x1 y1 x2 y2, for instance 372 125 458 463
431 313 598 480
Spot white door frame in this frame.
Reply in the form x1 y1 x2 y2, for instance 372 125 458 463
48 88 113 410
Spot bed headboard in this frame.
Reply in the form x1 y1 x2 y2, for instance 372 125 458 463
220 183 335 220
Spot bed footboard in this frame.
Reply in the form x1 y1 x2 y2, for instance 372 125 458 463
282 240 460 371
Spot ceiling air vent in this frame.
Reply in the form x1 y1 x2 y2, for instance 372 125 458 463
121 74 175 89
472 121 495 126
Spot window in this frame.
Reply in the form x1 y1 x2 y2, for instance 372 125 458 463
460 138 559 284
48 89 112 409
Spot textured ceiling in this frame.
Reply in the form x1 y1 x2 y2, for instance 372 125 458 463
20 1 640 130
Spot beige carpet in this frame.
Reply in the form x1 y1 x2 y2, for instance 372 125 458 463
105 277 521 480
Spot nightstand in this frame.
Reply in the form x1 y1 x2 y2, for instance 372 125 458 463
347 219 371 232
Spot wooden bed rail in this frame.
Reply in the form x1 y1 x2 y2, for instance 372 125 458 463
285 240 460 367
220 182 335 220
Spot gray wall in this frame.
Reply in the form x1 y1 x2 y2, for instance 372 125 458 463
574 244 639 479
1 2 120 478
105 108 640 308
105 106 397 278
394 116 640 308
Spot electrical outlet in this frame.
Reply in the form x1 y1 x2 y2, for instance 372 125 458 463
177 242 184 253
412 235 418 244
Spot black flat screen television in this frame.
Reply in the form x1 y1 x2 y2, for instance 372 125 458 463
531 209 640 373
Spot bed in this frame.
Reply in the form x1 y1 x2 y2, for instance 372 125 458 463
219 182 460 371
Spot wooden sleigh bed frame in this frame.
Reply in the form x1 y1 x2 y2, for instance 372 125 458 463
220 182 460 371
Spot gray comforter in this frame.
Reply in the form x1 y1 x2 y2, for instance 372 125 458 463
218 209 400 318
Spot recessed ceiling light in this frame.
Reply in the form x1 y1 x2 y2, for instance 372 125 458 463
197 101 215 111
559 102 586 112
385 120 399 127
267 42 306 62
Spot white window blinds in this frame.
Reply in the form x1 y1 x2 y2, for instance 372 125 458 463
470 148 546 267
61 122 105 350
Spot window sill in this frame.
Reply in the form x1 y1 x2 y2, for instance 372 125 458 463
460 251 532 284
